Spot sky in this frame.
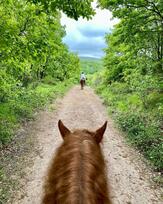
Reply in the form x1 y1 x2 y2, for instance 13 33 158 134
61 2 119 59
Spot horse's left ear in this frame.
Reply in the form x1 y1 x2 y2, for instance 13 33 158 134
94 121 107 143
58 120 71 139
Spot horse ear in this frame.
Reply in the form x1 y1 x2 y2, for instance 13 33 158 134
94 121 107 143
58 120 71 139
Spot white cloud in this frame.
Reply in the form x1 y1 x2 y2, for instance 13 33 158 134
61 4 119 58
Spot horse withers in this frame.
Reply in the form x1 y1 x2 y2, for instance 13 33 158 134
42 120 111 204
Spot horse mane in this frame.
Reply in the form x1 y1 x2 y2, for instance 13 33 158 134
42 127 111 204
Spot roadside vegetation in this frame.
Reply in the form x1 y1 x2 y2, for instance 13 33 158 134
0 0 81 146
0 81 75 145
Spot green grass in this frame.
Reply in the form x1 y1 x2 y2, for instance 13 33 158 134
0 80 72 145
91 79 163 172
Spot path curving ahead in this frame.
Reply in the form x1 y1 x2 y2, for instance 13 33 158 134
10 86 162 204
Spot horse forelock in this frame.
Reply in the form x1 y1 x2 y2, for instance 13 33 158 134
67 129 95 142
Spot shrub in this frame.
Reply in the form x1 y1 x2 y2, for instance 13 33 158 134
0 70 18 102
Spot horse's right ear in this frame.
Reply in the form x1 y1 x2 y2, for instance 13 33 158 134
58 120 71 139
94 121 107 143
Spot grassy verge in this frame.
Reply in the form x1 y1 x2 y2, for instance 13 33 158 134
90 76 163 175
0 80 72 146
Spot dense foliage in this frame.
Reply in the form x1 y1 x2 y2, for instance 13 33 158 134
30 0 95 20
0 0 80 144
90 0 163 171
98 0 163 74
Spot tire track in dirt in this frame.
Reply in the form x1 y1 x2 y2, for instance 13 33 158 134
9 86 162 204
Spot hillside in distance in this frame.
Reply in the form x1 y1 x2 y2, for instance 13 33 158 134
80 57 103 74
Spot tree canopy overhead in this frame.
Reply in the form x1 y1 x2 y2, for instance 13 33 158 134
98 0 163 20
29 0 95 20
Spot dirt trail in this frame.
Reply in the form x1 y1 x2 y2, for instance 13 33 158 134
10 86 162 204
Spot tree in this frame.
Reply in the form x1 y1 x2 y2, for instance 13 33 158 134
0 0 80 101
29 0 95 20
98 0 163 73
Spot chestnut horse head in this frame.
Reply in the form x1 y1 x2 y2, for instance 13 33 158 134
42 120 111 204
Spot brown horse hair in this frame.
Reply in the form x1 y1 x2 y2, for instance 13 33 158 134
42 120 111 204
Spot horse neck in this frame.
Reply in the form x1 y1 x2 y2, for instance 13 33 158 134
43 135 110 204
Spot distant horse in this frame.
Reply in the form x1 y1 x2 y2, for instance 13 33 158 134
80 79 85 90
42 120 111 204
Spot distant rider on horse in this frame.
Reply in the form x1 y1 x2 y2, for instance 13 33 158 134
80 72 86 90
